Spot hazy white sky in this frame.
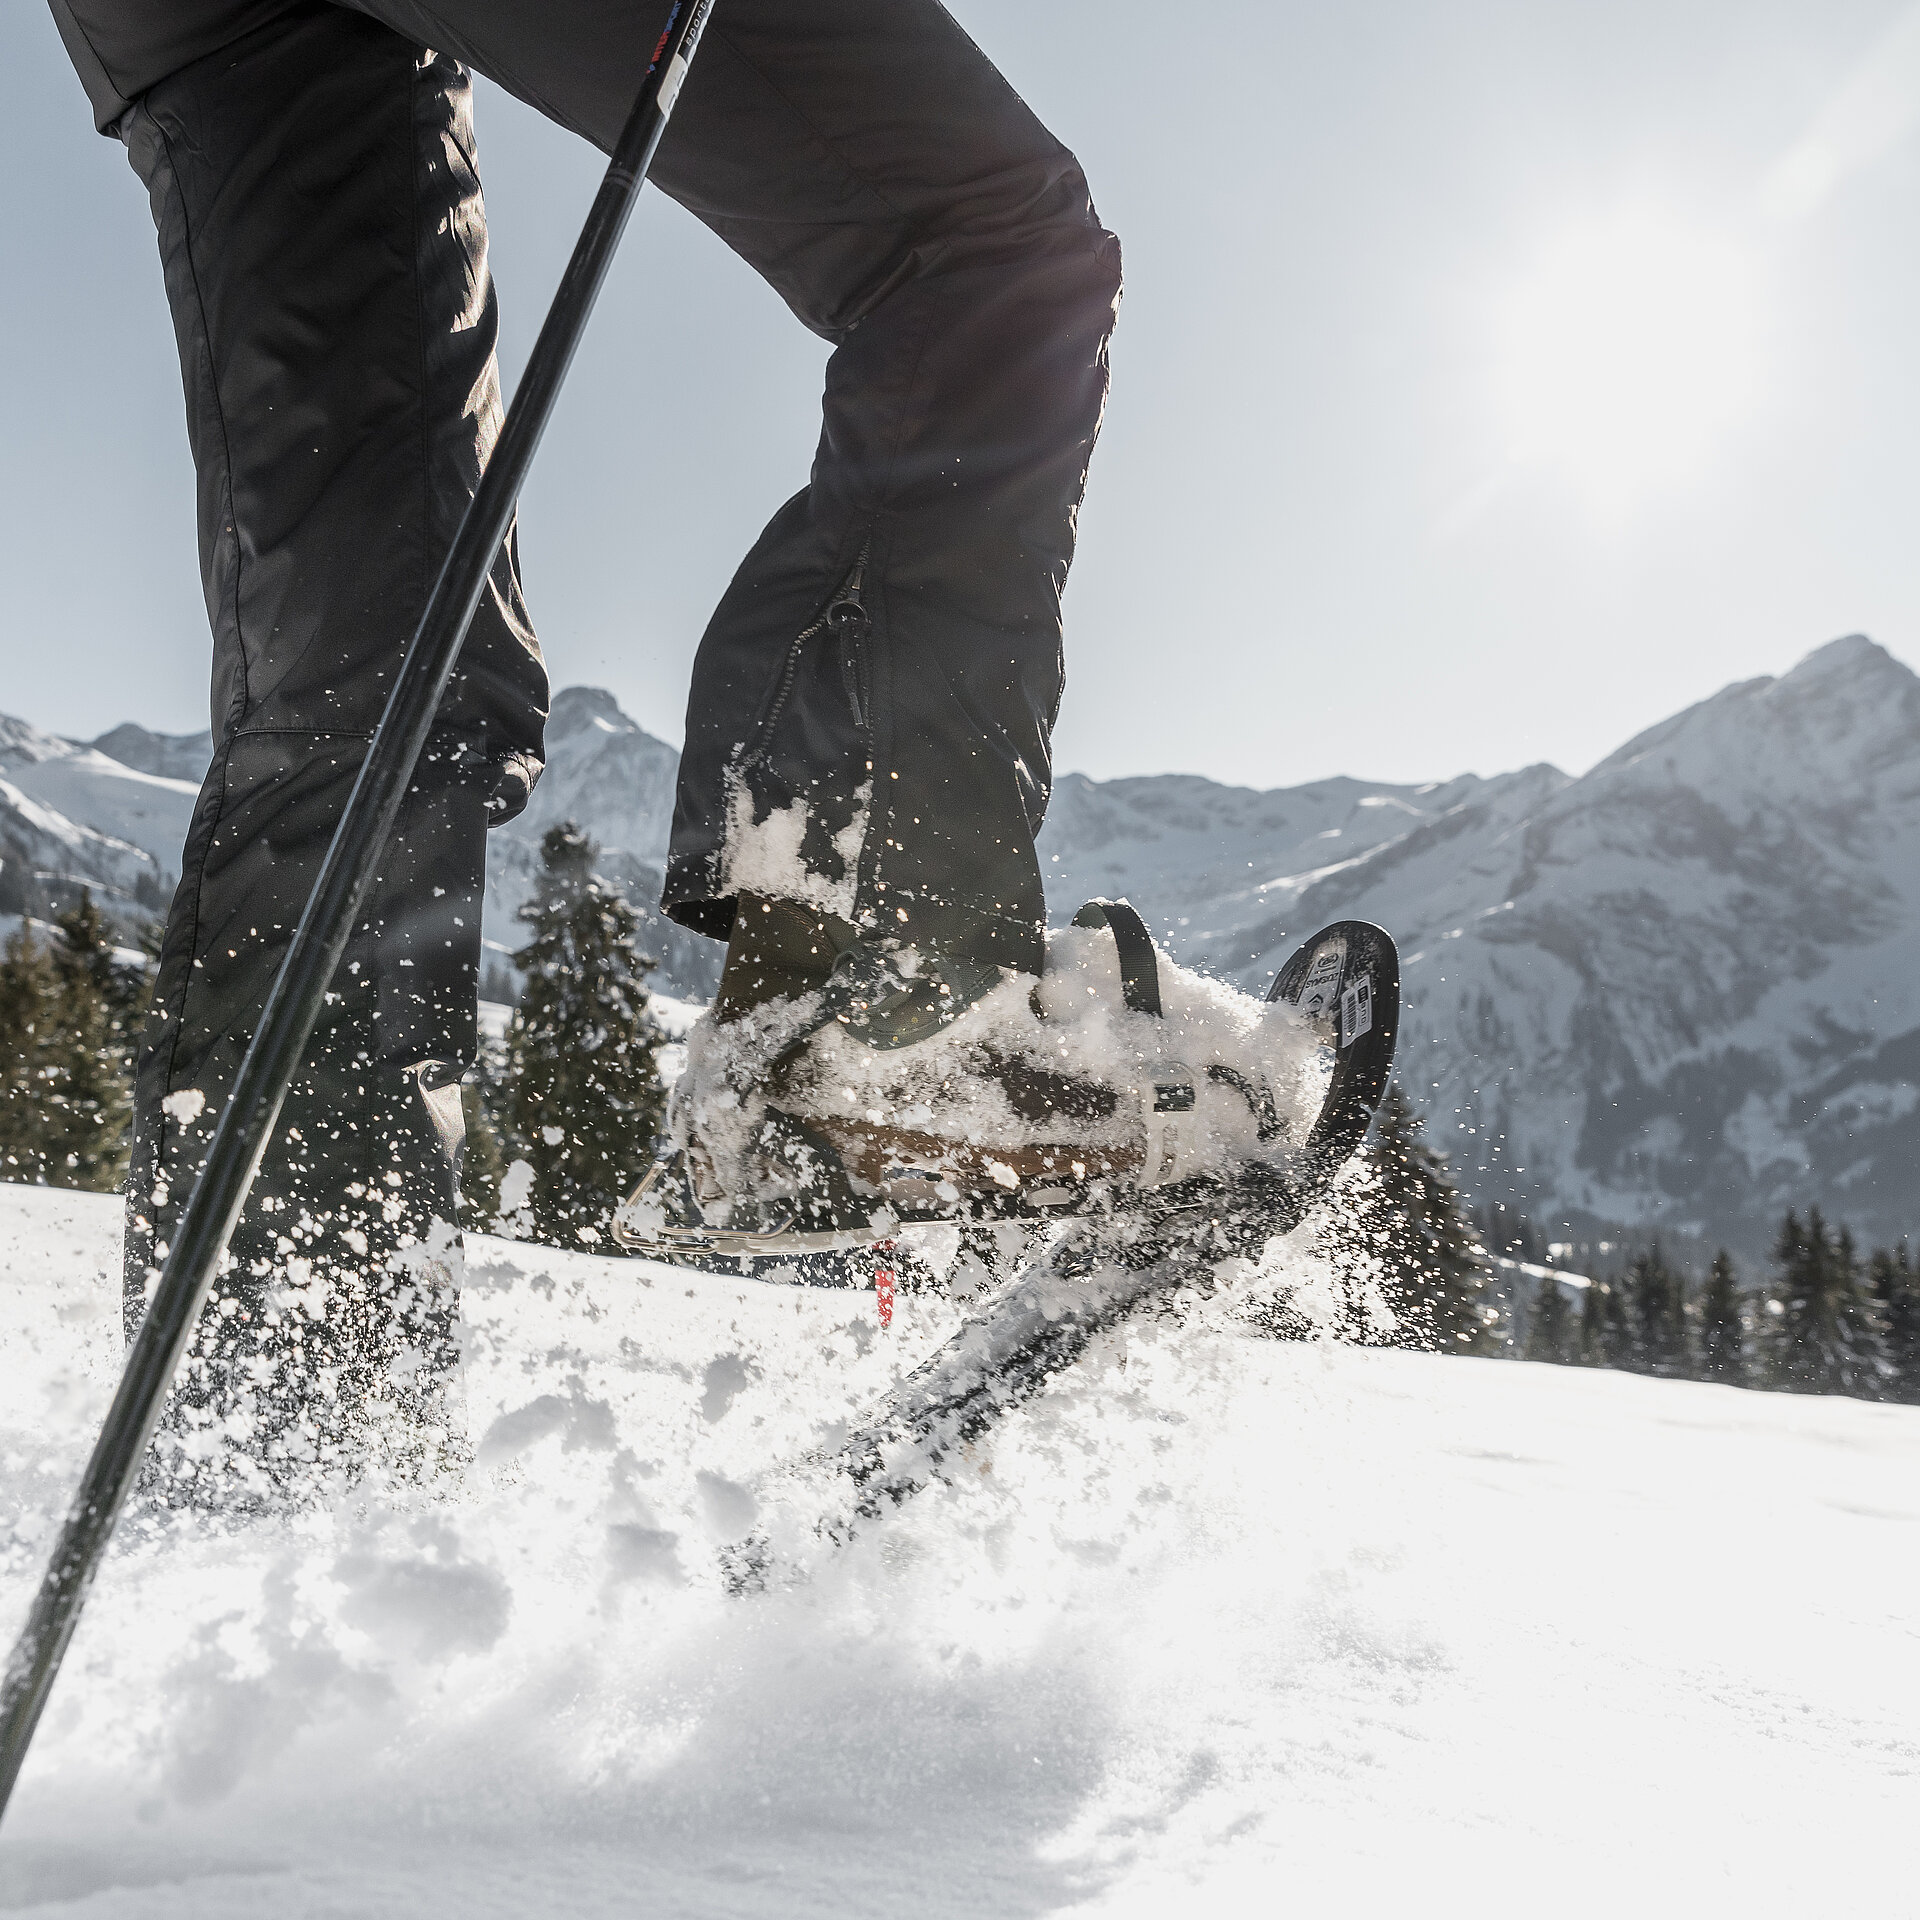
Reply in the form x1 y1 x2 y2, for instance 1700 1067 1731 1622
8 0 1920 788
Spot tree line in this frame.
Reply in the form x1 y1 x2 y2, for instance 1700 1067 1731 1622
0 823 669 1245
1517 1215 1920 1402
1347 1094 1920 1404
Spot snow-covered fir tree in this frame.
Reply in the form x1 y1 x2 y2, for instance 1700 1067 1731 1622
499 823 667 1244
1867 1244 1920 1405
1763 1209 1884 1398
1697 1250 1746 1386
0 892 149 1191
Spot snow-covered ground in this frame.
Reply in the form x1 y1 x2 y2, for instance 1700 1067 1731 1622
1 1182 1915 1917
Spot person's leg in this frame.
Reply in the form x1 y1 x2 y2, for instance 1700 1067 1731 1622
56 0 546 1490
52 0 1116 1322
342 0 1122 979
655 0 1121 979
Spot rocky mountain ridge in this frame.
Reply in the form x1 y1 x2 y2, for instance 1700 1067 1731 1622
1038 637 1919 1255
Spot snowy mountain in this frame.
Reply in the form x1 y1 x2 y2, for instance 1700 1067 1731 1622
3 1183 1914 1912
0 694 718 994
6 634 1914 1249
1043 635 1917 1257
480 685 718 998
86 721 216 786
0 713 199 925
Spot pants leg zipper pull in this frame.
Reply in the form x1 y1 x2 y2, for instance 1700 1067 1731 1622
828 539 873 733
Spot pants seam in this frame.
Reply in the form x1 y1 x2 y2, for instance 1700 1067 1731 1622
858 282 950 921
140 109 248 1099
150 114 249 719
409 48 435 652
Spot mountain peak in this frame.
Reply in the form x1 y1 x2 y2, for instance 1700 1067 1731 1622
0 711 79 766
547 685 640 743
1587 632 1919 789
88 721 215 785
1776 631 1913 693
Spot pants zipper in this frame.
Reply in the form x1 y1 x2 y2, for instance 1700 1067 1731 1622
827 539 872 734
748 538 873 761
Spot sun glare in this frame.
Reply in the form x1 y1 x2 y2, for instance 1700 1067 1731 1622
1495 213 1766 508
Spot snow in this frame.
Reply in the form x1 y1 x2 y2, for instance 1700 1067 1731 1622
2 1181 1916 1915
718 775 869 923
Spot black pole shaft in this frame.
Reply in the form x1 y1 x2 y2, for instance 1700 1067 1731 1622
0 0 713 1822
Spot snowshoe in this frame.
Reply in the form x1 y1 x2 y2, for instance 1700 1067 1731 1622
613 903 1398 1264
703 910 1399 1588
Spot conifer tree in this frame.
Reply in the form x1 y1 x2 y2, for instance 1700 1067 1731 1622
1867 1245 1920 1405
1629 1243 1692 1378
0 922 61 1183
1764 1208 1885 1397
1357 1085 1496 1354
1524 1274 1578 1364
460 1077 509 1224
1697 1250 1746 1386
0 893 149 1190
1576 1276 1606 1366
1474 1201 1551 1267
500 823 666 1244
1581 1276 1636 1370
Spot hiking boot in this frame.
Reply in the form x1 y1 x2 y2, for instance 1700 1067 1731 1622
615 902 1398 1256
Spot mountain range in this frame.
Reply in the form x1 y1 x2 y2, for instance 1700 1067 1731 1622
5 634 1914 1256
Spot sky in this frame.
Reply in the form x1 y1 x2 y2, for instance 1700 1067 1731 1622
8 0 1920 790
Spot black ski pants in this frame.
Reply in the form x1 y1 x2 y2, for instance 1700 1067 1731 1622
53 0 1119 1411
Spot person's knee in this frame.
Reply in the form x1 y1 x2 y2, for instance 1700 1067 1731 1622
955 145 1118 279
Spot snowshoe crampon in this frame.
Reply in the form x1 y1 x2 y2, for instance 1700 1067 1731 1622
612 908 1398 1264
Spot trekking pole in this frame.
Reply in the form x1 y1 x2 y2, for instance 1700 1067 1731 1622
0 0 714 1822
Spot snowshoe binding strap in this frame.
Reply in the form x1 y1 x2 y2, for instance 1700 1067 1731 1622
1071 899 1163 1017
612 1138 881 1258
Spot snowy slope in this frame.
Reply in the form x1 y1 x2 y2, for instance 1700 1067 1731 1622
1036 767 1506 947
0 716 198 924
86 724 215 788
2 1183 1915 1917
